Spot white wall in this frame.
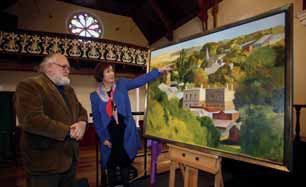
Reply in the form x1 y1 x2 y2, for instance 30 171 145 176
0 70 147 124
4 0 148 46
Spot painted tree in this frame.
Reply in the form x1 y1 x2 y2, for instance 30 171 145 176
175 49 197 87
234 47 277 107
198 116 220 147
194 68 208 87
239 105 283 162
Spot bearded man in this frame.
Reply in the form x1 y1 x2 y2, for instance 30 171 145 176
15 53 88 187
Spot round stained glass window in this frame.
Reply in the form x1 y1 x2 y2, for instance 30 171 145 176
68 12 103 38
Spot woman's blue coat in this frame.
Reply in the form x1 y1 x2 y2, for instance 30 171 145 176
90 69 161 168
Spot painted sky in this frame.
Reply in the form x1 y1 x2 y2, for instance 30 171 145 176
151 12 285 58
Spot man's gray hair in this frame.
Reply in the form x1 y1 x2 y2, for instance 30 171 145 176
38 53 59 73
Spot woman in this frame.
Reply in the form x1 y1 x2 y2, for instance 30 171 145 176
90 63 171 187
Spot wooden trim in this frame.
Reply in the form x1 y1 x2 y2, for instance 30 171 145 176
0 28 149 67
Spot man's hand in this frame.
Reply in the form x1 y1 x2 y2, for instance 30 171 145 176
103 140 112 148
70 121 87 141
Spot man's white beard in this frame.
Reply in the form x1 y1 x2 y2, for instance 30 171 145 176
47 73 70 86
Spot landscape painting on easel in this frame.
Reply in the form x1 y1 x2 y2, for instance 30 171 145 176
145 5 293 171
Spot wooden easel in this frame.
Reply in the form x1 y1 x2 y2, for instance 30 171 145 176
168 144 223 187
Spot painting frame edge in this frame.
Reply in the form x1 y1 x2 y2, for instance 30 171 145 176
144 4 294 172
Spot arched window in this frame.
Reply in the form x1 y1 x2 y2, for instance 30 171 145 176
67 12 103 38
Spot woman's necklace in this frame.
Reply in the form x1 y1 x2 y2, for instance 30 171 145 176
97 83 116 102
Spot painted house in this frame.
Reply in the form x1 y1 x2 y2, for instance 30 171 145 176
189 106 220 118
158 83 183 100
183 87 206 108
213 110 240 121
205 86 235 110
252 33 285 48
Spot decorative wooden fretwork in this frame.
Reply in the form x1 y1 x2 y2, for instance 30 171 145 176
0 29 148 67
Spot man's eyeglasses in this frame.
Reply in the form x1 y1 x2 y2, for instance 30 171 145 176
52 63 71 71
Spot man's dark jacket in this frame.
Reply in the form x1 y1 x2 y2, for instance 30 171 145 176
15 74 88 174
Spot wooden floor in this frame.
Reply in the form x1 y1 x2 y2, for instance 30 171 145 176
0 145 171 187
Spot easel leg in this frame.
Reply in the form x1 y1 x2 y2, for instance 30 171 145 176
167 145 223 187
188 167 198 187
184 166 189 187
214 170 224 187
169 161 176 187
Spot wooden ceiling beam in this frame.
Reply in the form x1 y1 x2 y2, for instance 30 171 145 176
0 0 18 10
198 0 210 31
149 0 174 41
167 0 178 9
212 0 219 28
198 0 222 31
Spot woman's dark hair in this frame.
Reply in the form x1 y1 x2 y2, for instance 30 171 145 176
94 63 114 82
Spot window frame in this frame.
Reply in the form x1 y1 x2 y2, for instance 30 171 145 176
66 11 104 38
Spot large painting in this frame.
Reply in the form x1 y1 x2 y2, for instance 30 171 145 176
145 5 293 171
